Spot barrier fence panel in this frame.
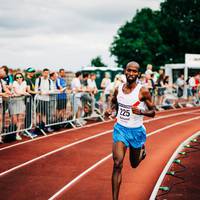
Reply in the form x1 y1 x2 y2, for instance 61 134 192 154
34 92 77 133
0 95 34 141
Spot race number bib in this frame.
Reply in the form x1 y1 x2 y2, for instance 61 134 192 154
119 108 131 118
118 103 132 121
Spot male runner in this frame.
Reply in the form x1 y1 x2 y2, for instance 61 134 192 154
109 61 156 200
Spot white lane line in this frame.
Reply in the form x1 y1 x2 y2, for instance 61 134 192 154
148 116 200 136
0 111 200 177
0 130 112 177
48 154 112 200
48 116 200 200
1 108 199 151
149 131 200 200
144 109 200 123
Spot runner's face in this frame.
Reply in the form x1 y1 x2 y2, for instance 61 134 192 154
125 65 139 84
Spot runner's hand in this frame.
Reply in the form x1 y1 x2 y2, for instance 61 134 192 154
132 106 141 115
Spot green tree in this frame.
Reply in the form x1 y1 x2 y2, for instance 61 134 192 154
110 0 200 69
158 0 200 63
110 8 168 71
90 56 107 67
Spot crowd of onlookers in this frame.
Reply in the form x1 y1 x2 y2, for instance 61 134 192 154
138 64 200 107
100 64 200 111
0 66 103 143
0 64 200 143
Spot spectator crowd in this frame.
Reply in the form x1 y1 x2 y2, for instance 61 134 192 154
0 64 200 143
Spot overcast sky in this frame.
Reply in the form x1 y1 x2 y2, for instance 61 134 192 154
0 0 161 71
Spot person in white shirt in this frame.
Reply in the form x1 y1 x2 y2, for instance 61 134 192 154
35 68 54 130
187 76 195 102
49 72 59 123
101 72 111 90
145 64 153 75
176 74 185 98
9 72 29 140
87 73 98 115
71 71 83 119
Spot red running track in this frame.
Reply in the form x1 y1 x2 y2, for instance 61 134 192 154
0 107 200 200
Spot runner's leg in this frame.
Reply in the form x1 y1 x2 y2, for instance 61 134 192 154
129 145 146 168
112 141 127 200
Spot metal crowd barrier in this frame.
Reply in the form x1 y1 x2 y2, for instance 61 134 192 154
34 92 76 132
1 87 199 143
34 91 105 132
0 95 34 140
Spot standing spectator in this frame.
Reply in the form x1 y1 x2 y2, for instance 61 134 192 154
101 72 111 90
1 66 13 128
25 67 37 131
35 68 54 131
156 74 165 106
71 71 83 120
176 74 185 98
192 74 200 103
25 67 36 97
138 74 147 87
9 72 29 140
187 75 195 102
2 65 13 88
56 69 67 121
0 69 11 143
49 72 59 123
145 64 153 75
147 73 155 103
50 72 58 91
87 73 98 116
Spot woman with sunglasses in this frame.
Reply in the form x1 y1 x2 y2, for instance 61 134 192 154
9 72 30 140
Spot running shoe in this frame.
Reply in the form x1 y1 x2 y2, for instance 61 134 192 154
47 127 54 133
16 134 22 141
0 135 3 144
23 131 37 138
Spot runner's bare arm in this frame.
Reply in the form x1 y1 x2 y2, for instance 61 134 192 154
132 87 155 117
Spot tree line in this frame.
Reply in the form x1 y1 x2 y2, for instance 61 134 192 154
109 0 200 71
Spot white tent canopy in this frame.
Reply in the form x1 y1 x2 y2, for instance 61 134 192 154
165 63 200 84
165 54 200 84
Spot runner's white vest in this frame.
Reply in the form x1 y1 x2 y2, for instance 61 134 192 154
116 83 146 128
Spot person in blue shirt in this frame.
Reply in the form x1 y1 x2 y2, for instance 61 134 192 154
56 69 67 121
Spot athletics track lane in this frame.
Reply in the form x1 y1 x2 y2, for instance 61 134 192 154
0 108 200 199
0 107 199 173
